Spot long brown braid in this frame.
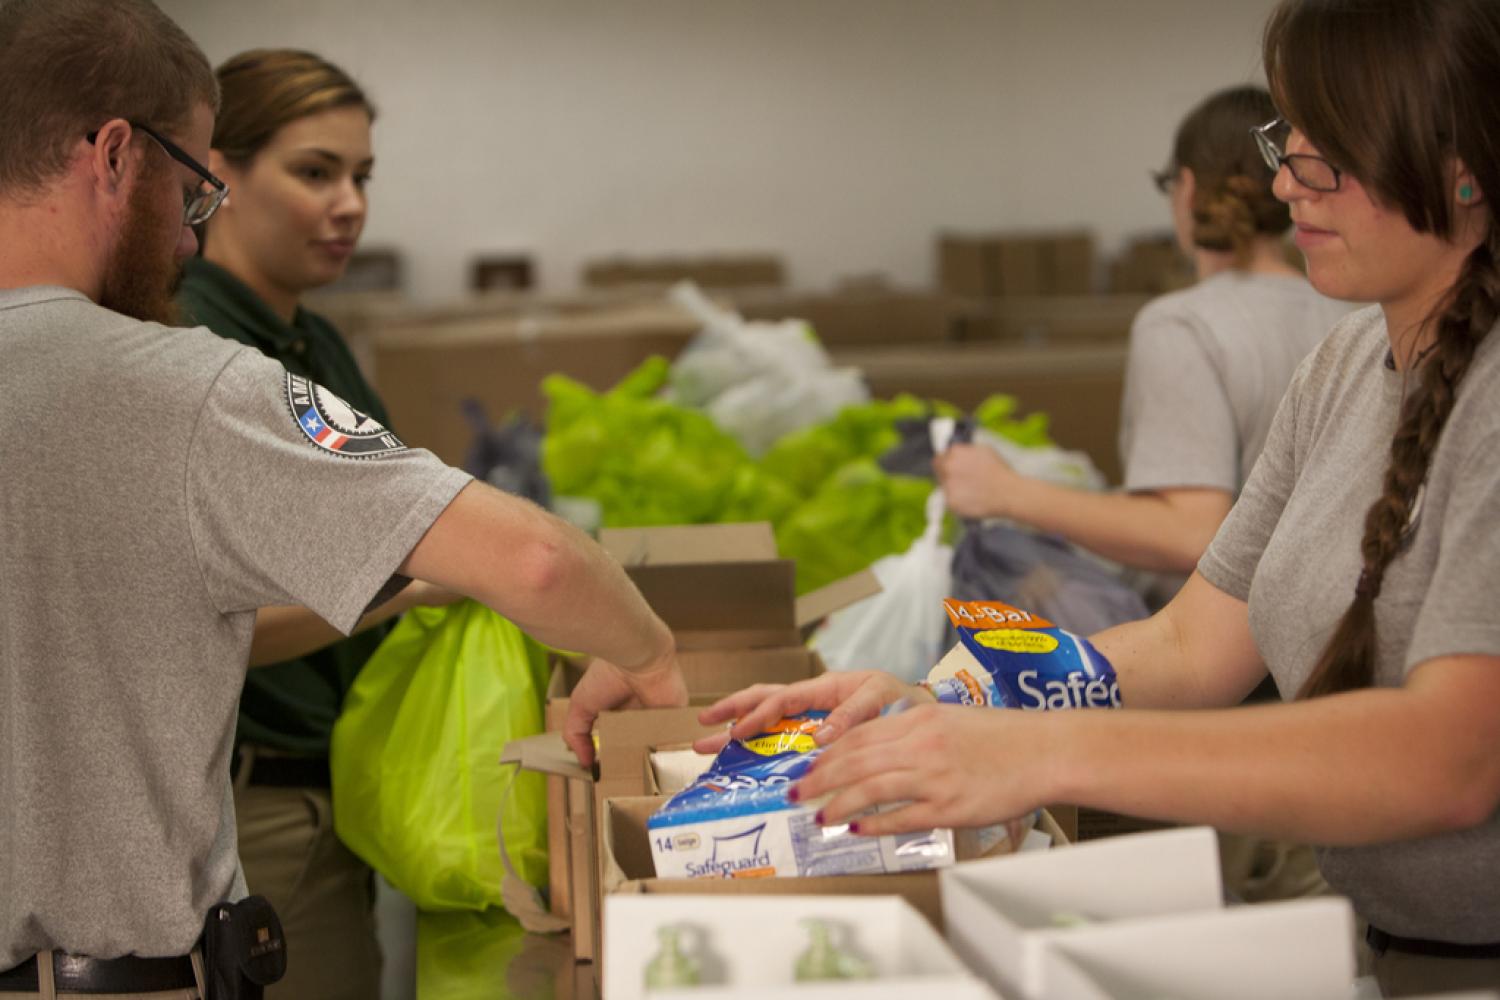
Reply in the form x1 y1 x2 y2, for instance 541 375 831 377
1299 233 1500 697
1262 0 1500 698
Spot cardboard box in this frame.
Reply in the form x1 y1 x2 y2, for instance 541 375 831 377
602 894 998 1000
735 288 960 346
938 231 1098 298
1109 233 1195 296
531 524 880 965
370 300 703 465
1035 897 1357 1000
953 294 1150 345
937 237 990 298
603 796 1066 933
827 341 1128 484
583 254 786 291
994 236 1047 297
1048 233 1097 295
939 826 1223 999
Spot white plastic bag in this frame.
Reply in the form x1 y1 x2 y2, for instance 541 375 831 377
975 427 1105 492
812 420 955 682
666 282 869 454
707 365 867 456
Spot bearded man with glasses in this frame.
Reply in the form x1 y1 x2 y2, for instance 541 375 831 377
0 2 685 996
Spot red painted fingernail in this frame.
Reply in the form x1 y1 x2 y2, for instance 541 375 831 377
787 787 801 804
848 821 862 835
814 809 826 824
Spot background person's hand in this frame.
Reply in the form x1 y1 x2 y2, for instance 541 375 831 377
791 702 1043 835
693 670 926 754
563 653 688 767
933 442 1020 520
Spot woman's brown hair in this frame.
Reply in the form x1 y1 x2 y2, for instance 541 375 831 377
211 49 375 166
1169 86 1292 266
1263 0 1500 698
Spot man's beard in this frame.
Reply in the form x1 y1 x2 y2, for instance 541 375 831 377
98 175 186 326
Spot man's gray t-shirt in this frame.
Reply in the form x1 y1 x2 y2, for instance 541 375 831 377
0 287 472 967
1200 306 1500 942
1120 271 1351 495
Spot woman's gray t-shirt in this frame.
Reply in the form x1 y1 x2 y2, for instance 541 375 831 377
1120 271 1352 496
1199 305 1500 942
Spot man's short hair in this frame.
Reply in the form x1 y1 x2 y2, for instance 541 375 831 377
0 0 218 196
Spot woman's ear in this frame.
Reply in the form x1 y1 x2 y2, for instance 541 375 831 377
1455 163 1483 206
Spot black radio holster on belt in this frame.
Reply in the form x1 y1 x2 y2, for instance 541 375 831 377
201 895 286 1000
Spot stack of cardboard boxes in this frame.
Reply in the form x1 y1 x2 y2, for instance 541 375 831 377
364 296 704 466
582 253 786 292
937 231 1097 299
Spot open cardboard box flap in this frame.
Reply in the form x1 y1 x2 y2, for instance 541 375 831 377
598 522 879 648
499 730 591 784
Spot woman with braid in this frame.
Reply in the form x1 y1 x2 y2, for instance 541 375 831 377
697 1 1500 993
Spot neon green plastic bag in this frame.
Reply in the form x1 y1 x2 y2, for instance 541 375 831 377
415 908 548 1000
330 600 550 912
775 459 940 594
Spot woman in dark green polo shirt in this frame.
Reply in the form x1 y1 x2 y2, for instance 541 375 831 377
176 49 453 1000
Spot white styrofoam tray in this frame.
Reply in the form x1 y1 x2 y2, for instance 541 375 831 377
940 825 1224 997
1035 895 1357 1000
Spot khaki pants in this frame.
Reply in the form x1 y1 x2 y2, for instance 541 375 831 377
233 780 382 1000
1371 944 1500 996
0 950 205 999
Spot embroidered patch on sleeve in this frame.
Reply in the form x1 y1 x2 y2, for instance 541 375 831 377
285 373 406 459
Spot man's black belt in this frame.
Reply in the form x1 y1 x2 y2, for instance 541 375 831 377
231 751 331 789
1367 923 1500 959
0 952 196 993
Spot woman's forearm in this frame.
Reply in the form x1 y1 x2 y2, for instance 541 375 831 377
1042 659 1500 845
1004 479 1231 574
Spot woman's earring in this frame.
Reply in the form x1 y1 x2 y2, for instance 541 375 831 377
1459 184 1474 202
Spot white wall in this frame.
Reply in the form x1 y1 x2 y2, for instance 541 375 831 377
161 0 1281 303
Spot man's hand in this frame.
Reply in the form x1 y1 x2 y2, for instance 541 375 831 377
933 442 1021 520
562 654 688 767
693 671 925 754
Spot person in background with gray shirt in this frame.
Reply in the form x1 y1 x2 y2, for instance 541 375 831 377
704 1 1500 994
950 85 1351 909
935 85 1349 582
0 0 683 995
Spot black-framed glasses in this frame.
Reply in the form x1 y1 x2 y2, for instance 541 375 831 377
86 120 228 225
1252 117 1342 193
1150 167 1175 194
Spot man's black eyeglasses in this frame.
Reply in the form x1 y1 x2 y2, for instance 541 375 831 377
86 121 228 225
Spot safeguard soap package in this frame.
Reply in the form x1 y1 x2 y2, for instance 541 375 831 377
645 597 1118 881
646 711 987 881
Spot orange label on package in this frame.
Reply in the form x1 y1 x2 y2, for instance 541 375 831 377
943 599 1054 631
